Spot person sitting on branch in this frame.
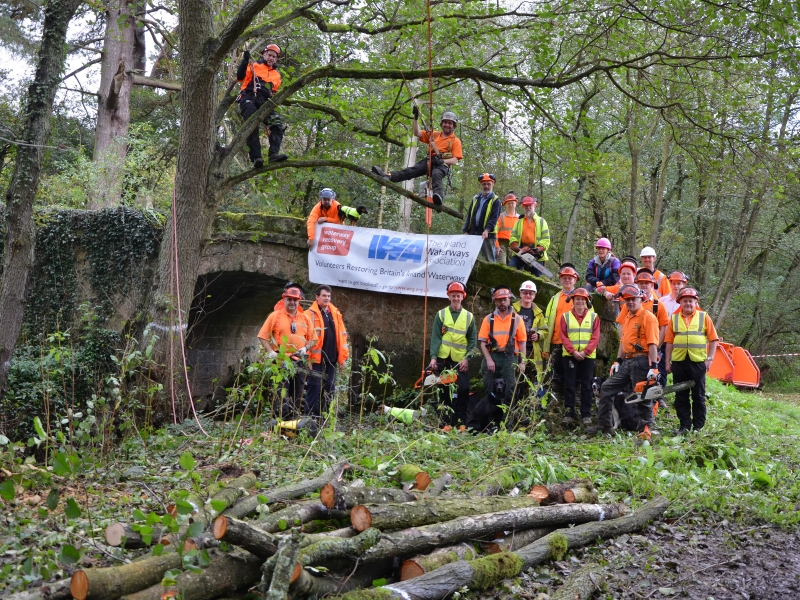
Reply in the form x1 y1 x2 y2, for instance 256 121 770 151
236 43 288 168
509 196 550 276
371 108 462 206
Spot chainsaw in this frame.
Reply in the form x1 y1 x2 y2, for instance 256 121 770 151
414 367 459 389
624 378 694 404
510 248 554 278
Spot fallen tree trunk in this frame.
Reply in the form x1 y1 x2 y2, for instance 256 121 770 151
265 535 303 600
297 528 381 567
213 515 278 559
360 502 625 563
483 527 554 554
259 500 348 533
5 578 72 600
70 552 182 600
332 496 668 599
290 563 395 598
550 563 608 600
118 550 263 600
320 485 418 511
104 524 165 549
351 496 541 532
528 479 596 505
223 460 351 519
400 543 478 580
191 471 259 527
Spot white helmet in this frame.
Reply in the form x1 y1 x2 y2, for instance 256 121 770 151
520 280 537 293
640 246 657 257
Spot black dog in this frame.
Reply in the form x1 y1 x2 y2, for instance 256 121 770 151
466 379 507 433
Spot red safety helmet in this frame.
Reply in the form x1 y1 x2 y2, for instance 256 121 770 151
446 281 466 295
618 261 638 274
566 288 592 304
616 285 644 300
669 271 688 283
676 287 699 301
503 192 517 204
491 285 513 301
521 196 536 206
263 44 281 56
282 287 303 300
558 263 579 280
478 173 496 183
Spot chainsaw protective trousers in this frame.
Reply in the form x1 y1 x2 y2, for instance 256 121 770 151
597 355 654 431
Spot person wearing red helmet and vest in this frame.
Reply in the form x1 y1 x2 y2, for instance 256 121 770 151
665 287 719 434
478 285 528 408
494 192 519 265
543 264 581 395
236 43 288 168
560 288 600 426
429 280 477 429
462 173 501 262
639 246 672 297
585 237 620 293
305 285 349 420
509 196 550 274
258 284 317 418
372 109 462 206
659 271 689 315
597 285 660 437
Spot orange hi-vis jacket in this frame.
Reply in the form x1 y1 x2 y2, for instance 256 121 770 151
478 310 527 355
258 309 316 353
307 200 342 240
238 62 282 94
495 213 519 241
418 130 463 159
307 301 350 366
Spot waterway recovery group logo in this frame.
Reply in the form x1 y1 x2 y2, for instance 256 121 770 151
317 227 354 256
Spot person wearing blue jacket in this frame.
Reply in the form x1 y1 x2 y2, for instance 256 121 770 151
585 237 620 292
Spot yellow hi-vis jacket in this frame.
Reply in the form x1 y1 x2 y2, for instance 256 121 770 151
670 311 708 362
562 311 597 358
437 308 474 362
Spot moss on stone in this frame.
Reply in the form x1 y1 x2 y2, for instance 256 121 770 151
548 532 569 560
470 551 523 590
469 260 559 310
213 212 305 236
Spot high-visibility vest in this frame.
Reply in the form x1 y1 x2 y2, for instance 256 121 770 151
671 311 708 362
438 308 473 361
561 311 597 358
487 310 522 355
495 213 518 240
466 193 498 232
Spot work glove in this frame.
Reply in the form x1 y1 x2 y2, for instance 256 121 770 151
243 50 251 61
266 350 278 360
609 362 620 375
412 105 420 119
297 347 308 357
519 246 531 254
647 368 659 380
430 155 444 168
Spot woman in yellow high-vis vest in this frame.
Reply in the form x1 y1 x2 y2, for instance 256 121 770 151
559 288 600 426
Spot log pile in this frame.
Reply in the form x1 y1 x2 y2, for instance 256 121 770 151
18 461 668 600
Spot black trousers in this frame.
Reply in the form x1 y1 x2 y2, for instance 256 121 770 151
389 159 449 199
277 368 307 420
672 360 707 430
549 344 564 390
563 355 595 418
304 361 337 419
656 344 667 387
435 357 470 426
238 93 285 161
598 355 653 431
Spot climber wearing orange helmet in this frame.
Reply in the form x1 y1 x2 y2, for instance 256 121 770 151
429 281 477 428
585 237 620 293
237 43 288 167
258 283 317 418
478 285 528 409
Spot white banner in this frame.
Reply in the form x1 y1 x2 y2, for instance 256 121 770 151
308 224 484 298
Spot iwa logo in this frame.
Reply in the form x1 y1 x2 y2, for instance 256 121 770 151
368 235 425 263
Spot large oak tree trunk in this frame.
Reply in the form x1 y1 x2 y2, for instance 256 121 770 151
0 0 82 398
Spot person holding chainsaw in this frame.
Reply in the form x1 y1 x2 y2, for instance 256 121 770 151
372 109 462 206
478 285 528 410
664 287 719 434
307 188 342 249
429 281 477 429
560 288 600 426
462 173 501 262
305 285 349 420
542 264 581 396
509 196 551 276
494 193 520 265
236 44 288 168
258 285 317 419
585 238 620 293
597 285 660 438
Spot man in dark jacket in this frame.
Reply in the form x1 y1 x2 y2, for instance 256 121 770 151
463 173 501 262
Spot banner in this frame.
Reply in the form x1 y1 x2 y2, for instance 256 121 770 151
308 224 484 298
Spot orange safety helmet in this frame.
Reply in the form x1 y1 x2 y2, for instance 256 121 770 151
446 281 467 295
521 196 536 206
618 260 638 274
566 287 592 304
478 173 496 183
503 192 518 204
491 285 513 301
558 263 579 280
635 268 657 289
282 286 304 300
669 271 688 282
616 284 644 300
263 44 281 56
676 287 699 301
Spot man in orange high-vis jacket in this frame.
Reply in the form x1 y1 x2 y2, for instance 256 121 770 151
494 192 519 265
236 44 287 167
258 285 317 418
305 285 349 420
307 188 342 248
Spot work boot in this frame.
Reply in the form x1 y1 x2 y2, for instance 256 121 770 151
601 426 615 437
674 427 690 436
561 415 574 426
582 417 593 426
372 165 389 178
253 157 264 168
268 153 288 163
432 192 443 206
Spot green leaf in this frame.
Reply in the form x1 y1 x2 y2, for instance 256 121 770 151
278 518 288 531
0 479 15 502
52 451 72 477
198 549 211 567
65 498 81 519
175 499 194 515
34 416 46 440
22 556 33 575
185 564 202 574
133 508 146 522
210 499 227 513
153 543 165 556
187 521 204 537
162 569 181 586
140 525 153 546
46 488 60 510
146 511 162 525
372 578 387 587
257 494 269 504
179 452 196 471
58 544 80 564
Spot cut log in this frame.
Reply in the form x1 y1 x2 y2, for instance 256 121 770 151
191 471 258 526
483 527 554 554
118 549 262 600
550 563 608 600
297 528 381 567
223 459 351 519
104 523 165 549
331 496 668 599
259 500 347 533
4 578 72 600
299 527 358 545
528 478 594 505
213 515 278 559
400 543 478 580
70 551 182 600
320 485 418 511
265 534 303 600
290 563 395 598
423 473 453 497
351 496 541 532
360 502 625 563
